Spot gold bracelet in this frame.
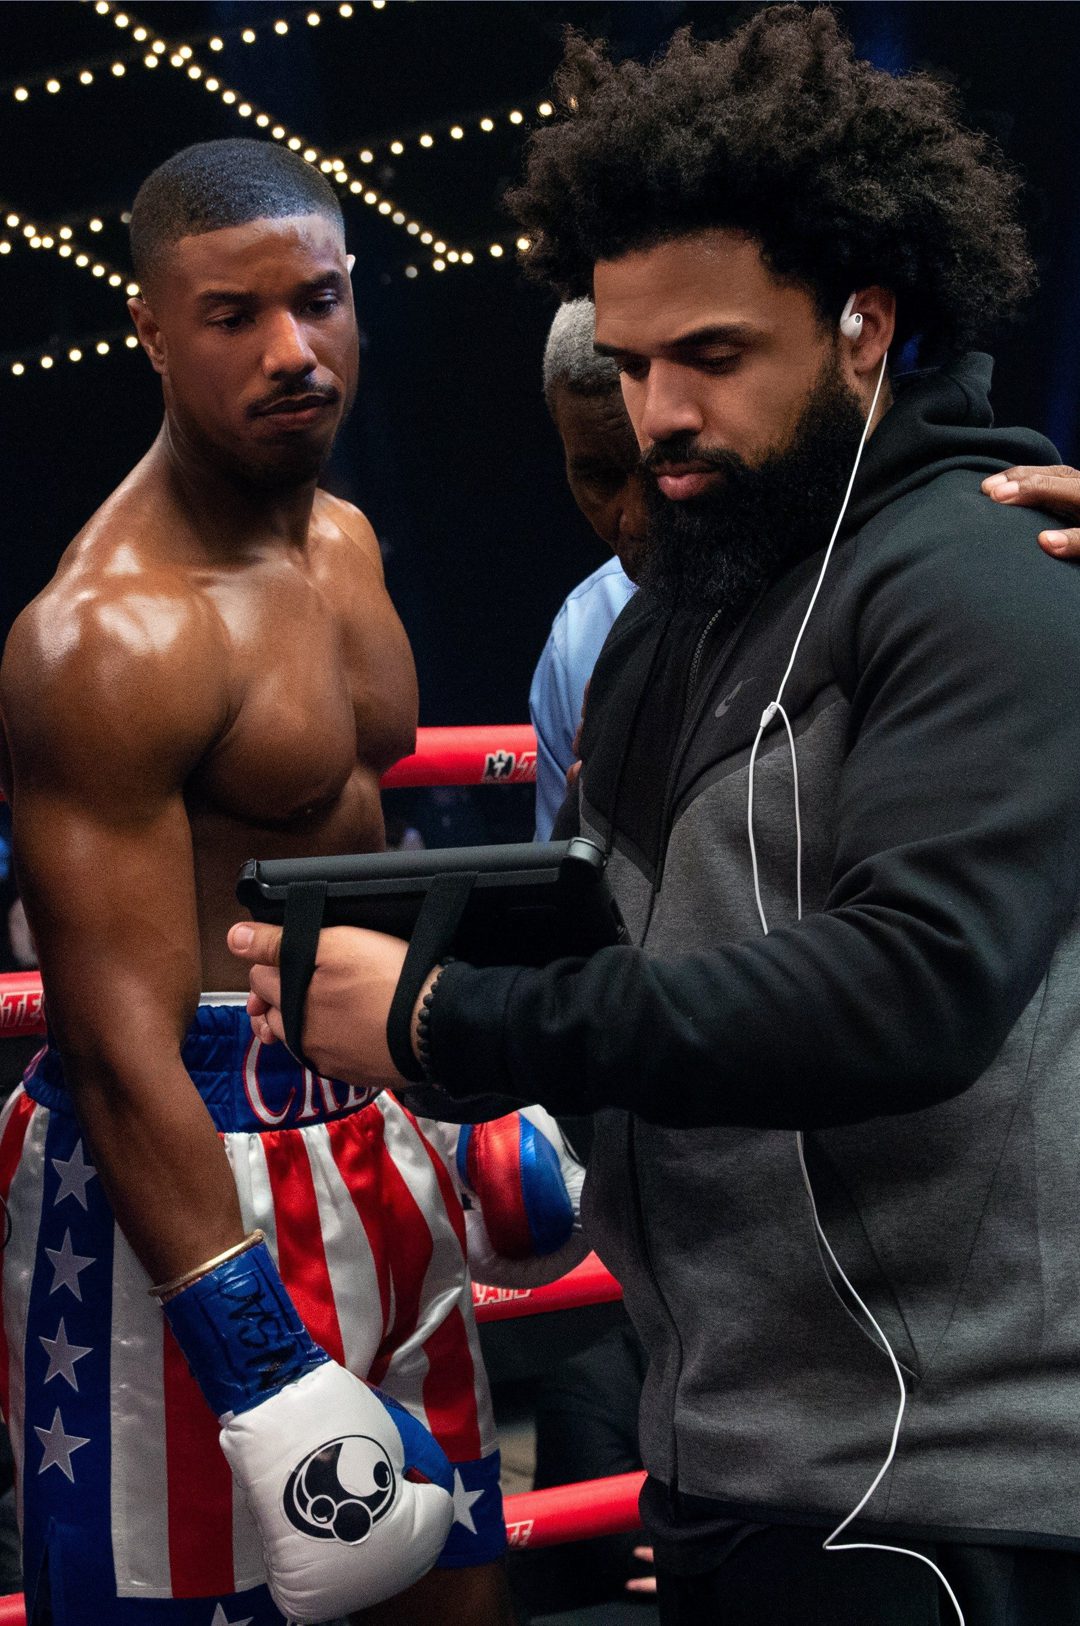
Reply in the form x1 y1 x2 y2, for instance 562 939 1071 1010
149 1228 265 1302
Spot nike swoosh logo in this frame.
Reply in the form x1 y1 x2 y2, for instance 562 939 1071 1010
715 679 749 719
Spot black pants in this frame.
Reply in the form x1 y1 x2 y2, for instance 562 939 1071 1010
656 1524 1080 1626
510 1321 648 1615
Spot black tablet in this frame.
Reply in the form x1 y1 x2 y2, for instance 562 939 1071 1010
236 837 629 967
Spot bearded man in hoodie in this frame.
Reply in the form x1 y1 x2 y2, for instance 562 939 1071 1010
231 11 1080 1622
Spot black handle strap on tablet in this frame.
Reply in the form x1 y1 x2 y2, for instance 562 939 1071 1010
386 871 477 1083
280 880 328 1071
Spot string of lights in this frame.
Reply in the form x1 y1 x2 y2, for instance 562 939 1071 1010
2 326 141 377
9 2 551 261
82 0 467 264
0 206 140 297
4 3 379 99
0 211 494 382
349 99 553 165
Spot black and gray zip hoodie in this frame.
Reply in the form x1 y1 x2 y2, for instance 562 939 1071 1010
426 353 1080 1547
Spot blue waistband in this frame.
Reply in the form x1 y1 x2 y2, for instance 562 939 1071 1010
23 1002 379 1135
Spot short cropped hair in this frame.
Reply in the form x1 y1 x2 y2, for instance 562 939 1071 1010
130 138 344 294
509 7 1035 357
542 299 620 412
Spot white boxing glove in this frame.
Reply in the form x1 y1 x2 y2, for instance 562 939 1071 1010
221 1362 453 1623
162 1234 453 1622
422 1105 590 1288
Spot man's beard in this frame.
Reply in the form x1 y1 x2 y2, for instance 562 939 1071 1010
638 353 868 617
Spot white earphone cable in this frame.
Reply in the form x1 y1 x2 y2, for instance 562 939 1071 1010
795 1132 965 1622
747 351 887 935
746 339 964 1624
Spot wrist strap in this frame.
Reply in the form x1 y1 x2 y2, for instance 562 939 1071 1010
386 871 476 1082
279 880 328 1071
162 1237 328 1418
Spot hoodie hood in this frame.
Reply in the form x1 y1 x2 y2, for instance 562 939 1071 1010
845 351 1060 535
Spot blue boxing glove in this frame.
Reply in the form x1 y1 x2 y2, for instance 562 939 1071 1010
162 1236 453 1623
425 1106 590 1288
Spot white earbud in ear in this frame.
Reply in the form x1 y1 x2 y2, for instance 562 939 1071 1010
839 293 863 340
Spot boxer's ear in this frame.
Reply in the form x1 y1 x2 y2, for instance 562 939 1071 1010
127 297 166 375
346 253 355 273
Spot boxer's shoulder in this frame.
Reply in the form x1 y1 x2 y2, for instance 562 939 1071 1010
3 534 229 790
315 488 383 561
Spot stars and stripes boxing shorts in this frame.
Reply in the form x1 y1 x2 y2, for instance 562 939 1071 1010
0 999 504 1625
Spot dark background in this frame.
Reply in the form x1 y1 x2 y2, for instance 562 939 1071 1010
2 1 1078 734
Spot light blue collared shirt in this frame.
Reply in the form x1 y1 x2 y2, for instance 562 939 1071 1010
529 557 636 840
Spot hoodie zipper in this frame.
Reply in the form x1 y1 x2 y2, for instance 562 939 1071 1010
639 605 742 943
626 602 745 1498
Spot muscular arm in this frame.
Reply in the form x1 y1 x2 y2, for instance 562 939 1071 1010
1 586 244 1282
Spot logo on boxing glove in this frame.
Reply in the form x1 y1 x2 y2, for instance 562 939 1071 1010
283 1435 397 1544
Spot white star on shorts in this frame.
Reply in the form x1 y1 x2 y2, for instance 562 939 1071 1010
44 1230 95 1301
40 1318 92 1391
35 1407 89 1482
51 1140 96 1210
209 1605 254 1626
451 1468 484 1534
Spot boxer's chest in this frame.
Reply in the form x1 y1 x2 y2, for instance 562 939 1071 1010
189 557 415 830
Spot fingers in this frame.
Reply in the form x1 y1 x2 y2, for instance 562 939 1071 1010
1038 528 1080 558
984 465 1080 487
227 921 284 967
245 990 283 1047
249 963 282 1009
229 925 285 1046
625 1546 657 1595
982 466 1080 522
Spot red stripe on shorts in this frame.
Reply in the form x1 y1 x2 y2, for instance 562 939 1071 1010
420 1123 468 1255
0 1092 36 1422
263 1125 346 1365
421 1304 483 1462
414 1128 481 1457
163 1323 235 1597
366 1128 434 1388
328 1110 392 1344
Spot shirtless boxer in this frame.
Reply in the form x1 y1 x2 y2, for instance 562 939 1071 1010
0 140 514 1626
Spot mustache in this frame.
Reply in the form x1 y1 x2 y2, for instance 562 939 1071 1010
642 435 747 478
250 383 340 416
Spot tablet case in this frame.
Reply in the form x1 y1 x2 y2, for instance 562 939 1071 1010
236 838 627 1084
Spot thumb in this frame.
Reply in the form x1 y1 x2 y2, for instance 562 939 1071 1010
1039 527 1080 559
227 920 284 966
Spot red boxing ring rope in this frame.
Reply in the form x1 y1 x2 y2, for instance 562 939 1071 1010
0 725 538 804
472 1251 622 1321
0 975 42 1039
504 1471 647 1549
0 1468 647 1620
381 724 537 788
